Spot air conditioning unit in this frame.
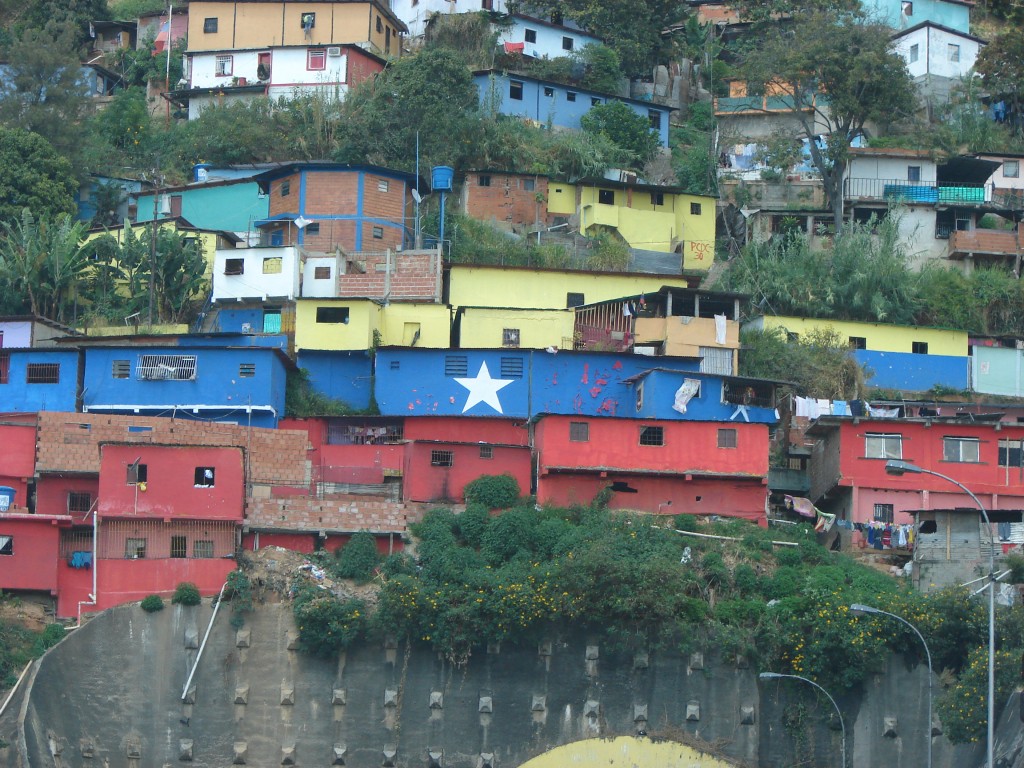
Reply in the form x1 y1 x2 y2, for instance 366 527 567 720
327 46 342 57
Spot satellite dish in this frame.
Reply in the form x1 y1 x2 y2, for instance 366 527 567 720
411 189 423 204
294 216 311 229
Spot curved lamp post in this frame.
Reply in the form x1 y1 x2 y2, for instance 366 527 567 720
884 458 995 768
759 671 846 768
850 603 933 768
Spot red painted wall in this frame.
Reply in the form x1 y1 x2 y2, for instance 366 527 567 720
404 417 530 446
91 558 237 612
56 561 93 618
279 417 404 487
0 423 36 508
98 444 244 520
35 475 99 519
0 515 66 593
404 442 532 503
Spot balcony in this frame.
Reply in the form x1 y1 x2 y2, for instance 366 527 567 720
714 93 827 116
844 177 996 204
948 228 1021 260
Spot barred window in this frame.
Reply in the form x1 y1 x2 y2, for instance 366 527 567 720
68 492 92 513
430 450 454 467
569 421 589 442
26 363 60 384
639 425 664 446
112 360 131 378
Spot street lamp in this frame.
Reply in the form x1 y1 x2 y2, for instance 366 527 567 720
885 458 995 768
759 672 846 768
850 603 933 768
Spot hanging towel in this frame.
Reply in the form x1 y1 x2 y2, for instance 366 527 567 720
714 314 727 345
672 378 702 414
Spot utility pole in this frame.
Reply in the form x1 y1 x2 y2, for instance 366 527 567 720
164 0 173 127
149 171 161 328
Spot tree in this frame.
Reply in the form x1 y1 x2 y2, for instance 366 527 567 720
975 29 1024 139
580 101 659 169
739 12 917 232
0 127 77 225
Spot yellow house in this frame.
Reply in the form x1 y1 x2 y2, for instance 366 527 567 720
295 298 449 351
187 0 406 56
547 179 716 272
455 307 576 350
746 315 968 356
520 737 742 768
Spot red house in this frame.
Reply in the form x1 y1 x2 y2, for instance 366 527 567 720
0 416 38 510
0 513 70 596
807 415 1024 526
534 414 771 523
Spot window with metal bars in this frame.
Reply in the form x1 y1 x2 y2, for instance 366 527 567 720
26 363 60 383
502 328 520 348
0 352 9 384
430 450 454 467
68 492 92 513
170 535 187 558
137 355 196 380
112 360 131 378
193 540 215 558
718 428 737 448
569 421 589 442
239 363 255 377
639 425 664 446
479 444 493 459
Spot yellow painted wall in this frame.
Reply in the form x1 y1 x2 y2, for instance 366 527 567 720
519 737 741 768
295 299 379 351
546 182 577 216
378 303 450 348
459 307 575 349
756 315 968 356
676 193 716 272
448 265 691 311
187 2 236 50
635 315 739 369
81 324 189 336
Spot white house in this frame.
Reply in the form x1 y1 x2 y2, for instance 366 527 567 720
496 14 602 59
213 246 303 302
302 255 340 298
891 22 985 112
389 0 508 39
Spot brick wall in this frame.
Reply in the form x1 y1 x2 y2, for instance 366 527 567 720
35 412 310 486
304 173 360 218
268 171 301 217
464 172 548 229
246 493 408 533
337 249 441 300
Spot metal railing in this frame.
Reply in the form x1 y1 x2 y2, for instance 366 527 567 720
843 177 1010 206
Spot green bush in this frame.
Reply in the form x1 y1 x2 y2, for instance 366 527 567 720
293 584 366 657
733 563 759 595
140 594 164 612
171 582 201 606
334 531 382 582
456 503 491 548
674 513 699 531
463 473 521 509
30 623 66 656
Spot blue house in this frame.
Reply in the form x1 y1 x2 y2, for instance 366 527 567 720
372 348 777 422
135 177 269 237
0 348 80 413
297 350 375 411
75 175 147 226
473 70 673 148
863 0 971 34
79 342 291 428
854 350 969 391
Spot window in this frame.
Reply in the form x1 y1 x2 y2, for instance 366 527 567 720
316 307 350 324
430 450 454 467
912 341 928 354
598 189 615 205
170 535 187 558
648 110 661 130
639 425 664 446
651 192 664 206
0 535 11 556
566 292 585 308
944 436 980 463
948 43 960 62
308 49 326 71
566 91 577 102
193 540 214 558
372 226 384 239
444 355 468 376
378 179 390 192
543 86 554 97
26 363 59 384
690 202 702 215
305 223 320 235
112 360 131 378
902 1 913 14
1005 160 1020 179
262 257 283 274
494 357 521 379
0 352 7 384
873 503 894 523
510 80 524 100
479 174 491 187
215 55 232 76
562 36 574 51
865 433 902 459
909 43 919 63
314 266 331 279
203 17 218 33
68 492 92 513
376 15 383 33
848 336 867 350
502 328 520 348
281 180 291 196
301 12 315 29
137 355 196 380
239 363 255 377
525 28 537 43
479 444 493 459
125 538 147 559
224 258 244 275
523 178 536 191
999 439 1023 467
718 428 738 449
194 467 216 487
569 421 590 442
591 97 602 106
127 463 148 485
263 309 282 333
481 0 493 8
908 166 921 182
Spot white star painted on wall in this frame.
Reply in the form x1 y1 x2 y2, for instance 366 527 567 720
454 361 513 414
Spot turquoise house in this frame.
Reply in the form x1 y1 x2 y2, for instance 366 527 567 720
863 0 970 34
136 178 268 237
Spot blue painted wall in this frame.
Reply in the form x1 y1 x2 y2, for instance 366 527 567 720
372 348 774 422
0 349 79 413
855 350 968 391
180 333 289 351
297 350 374 411
473 72 672 147
75 177 144 224
216 309 268 334
81 345 287 428
634 370 777 424
136 181 268 233
863 0 970 33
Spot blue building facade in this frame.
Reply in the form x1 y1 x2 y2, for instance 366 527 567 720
0 349 80 413
80 344 290 428
864 0 970 33
136 179 268 235
371 348 777 422
855 350 969 392
473 70 673 148
297 350 375 411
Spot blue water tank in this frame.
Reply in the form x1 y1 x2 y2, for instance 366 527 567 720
431 165 454 192
193 163 212 183
0 486 15 512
